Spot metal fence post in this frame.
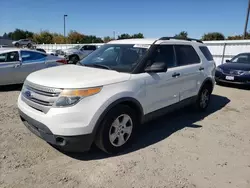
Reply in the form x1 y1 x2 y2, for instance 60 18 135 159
221 43 227 64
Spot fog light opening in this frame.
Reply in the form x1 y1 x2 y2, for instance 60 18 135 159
56 137 66 146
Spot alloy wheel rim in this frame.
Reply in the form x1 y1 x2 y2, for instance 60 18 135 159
200 89 209 108
109 114 133 147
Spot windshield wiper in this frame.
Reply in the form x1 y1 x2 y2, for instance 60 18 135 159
91 63 112 70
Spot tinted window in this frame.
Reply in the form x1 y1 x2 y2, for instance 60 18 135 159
175 45 200 66
21 51 47 63
0 51 19 63
150 45 175 68
83 45 97 51
199 46 213 61
231 54 250 64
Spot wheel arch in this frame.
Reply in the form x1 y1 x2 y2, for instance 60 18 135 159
92 97 144 138
199 77 214 94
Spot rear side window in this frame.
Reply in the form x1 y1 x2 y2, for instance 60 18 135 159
21 51 47 63
175 45 200 66
199 46 213 61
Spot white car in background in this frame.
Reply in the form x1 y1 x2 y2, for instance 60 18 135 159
0 48 67 86
12 39 36 48
62 44 104 64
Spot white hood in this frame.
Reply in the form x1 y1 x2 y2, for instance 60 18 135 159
26 65 131 89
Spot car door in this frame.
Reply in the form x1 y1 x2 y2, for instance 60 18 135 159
18 50 47 83
173 45 203 101
142 45 181 114
0 51 22 85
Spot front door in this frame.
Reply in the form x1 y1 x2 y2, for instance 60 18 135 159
142 45 181 114
0 51 21 85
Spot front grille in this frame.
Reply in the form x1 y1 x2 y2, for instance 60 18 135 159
22 81 62 113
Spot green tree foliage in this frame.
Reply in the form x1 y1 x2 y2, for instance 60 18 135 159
33 31 53 44
227 32 250 40
201 32 225 41
117 33 144 39
83 35 103 43
67 30 85 43
52 33 66 44
174 31 188 39
103 36 113 43
7 29 34 40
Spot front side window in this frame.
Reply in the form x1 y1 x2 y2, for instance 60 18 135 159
21 51 47 63
231 54 250 64
83 45 97 51
175 45 200 66
149 45 175 68
0 51 19 63
80 44 150 73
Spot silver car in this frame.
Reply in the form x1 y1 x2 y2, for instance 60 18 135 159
0 48 67 86
12 39 36 48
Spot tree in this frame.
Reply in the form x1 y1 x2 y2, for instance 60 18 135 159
117 33 145 40
227 32 250 40
103 36 112 43
67 30 85 43
7 29 33 40
118 33 131 39
33 31 53 44
52 33 66 44
131 33 144 38
201 32 225 41
174 31 188 39
82 35 104 43
2 33 9 39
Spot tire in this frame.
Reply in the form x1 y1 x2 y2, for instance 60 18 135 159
69 55 79 64
95 105 138 154
27 43 32 48
15 43 20 47
195 84 212 111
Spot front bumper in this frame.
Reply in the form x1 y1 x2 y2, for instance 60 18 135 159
19 109 94 152
215 71 250 85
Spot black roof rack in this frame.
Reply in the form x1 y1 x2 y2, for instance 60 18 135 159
159 37 203 43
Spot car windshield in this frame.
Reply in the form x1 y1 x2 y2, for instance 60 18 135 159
79 44 150 73
230 54 250 64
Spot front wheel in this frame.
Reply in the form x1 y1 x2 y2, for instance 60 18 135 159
68 55 79 64
95 105 138 154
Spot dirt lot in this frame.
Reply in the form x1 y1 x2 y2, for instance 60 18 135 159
0 84 250 188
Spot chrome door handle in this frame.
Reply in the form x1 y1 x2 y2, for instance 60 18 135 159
199 67 204 71
172 72 180 77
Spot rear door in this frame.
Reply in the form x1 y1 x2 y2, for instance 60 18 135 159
0 51 21 85
18 50 47 83
174 44 204 101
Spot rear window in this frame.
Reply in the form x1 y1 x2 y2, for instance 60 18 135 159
175 45 200 66
199 46 213 61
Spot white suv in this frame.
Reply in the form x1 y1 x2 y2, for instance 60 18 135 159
17 37 216 154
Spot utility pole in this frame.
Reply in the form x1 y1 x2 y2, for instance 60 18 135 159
243 0 250 39
113 31 116 40
64 14 68 43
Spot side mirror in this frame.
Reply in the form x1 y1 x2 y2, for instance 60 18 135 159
225 59 230 63
145 62 167 73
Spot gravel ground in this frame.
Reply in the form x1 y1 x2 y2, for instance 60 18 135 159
0 84 250 188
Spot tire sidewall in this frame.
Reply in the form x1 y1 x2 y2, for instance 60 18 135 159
197 86 211 111
97 105 138 154
69 55 79 64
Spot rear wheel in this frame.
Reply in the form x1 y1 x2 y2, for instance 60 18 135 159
195 84 212 111
15 43 20 47
68 55 79 64
27 43 32 48
95 105 138 154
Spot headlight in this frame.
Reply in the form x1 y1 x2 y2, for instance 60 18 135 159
54 87 102 107
216 67 223 72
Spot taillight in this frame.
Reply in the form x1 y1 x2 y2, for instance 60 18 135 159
56 59 68 64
